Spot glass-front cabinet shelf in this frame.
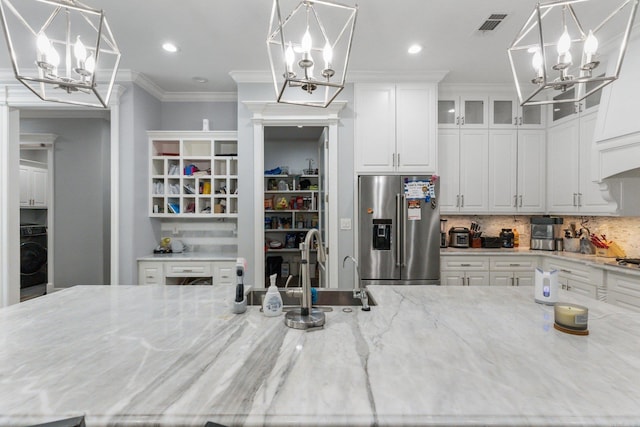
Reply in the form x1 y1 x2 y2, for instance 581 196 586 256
148 131 238 218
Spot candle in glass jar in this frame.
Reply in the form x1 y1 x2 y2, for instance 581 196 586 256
554 303 589 330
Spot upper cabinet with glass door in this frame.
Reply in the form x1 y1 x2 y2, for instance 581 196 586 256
550 79 603 125
437 93 488 129
489 96 545 129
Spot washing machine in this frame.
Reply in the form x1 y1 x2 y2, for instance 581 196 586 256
20 223 48 301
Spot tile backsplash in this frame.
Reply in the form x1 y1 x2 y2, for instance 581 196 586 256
442 215 640 258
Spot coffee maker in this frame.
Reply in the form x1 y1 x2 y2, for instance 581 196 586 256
440 219 448 248
530 217 564 251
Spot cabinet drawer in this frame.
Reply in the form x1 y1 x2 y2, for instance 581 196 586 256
214 262 235 285
607 272 640 298
490 256 538 271
441 256 489 271
164 262 212 277
608 291 640 313
544 258 597 283
138 262 163 285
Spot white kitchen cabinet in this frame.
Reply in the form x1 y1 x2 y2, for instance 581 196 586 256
148 131 238 218
442 271 490 286
213 262 235 286
490 96 545 129
489 256 537 286
606 270 640 313
488 129 546 213
549 83 602 126
19 162 47 208
547 111 614 214
441 256 490 286
138 262 163 285
355 83 437 173
437 93 488 129
543 257 604 300
137 260 236 286
438 129 489 213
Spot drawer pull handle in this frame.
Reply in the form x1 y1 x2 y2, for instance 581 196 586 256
509 263 520 267
560 269 571 274
460 263 471 267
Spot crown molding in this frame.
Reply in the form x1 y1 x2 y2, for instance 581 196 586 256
161 91 238 102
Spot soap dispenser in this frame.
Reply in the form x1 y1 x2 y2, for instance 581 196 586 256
263 274 283 316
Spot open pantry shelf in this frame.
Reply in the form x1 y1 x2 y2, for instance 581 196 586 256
148 131 238 218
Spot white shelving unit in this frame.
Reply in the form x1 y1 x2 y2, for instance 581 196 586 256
148 131 238 218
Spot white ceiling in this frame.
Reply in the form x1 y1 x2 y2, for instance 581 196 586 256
0 0 636 95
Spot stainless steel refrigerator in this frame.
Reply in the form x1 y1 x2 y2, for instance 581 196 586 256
359 175 440 285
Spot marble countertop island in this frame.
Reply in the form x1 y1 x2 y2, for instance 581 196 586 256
2 285 640 426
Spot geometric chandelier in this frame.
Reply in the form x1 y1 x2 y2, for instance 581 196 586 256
0 0 121 108
267 0 357 108
508 0 639 106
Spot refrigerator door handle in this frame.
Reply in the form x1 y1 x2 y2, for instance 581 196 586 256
396 193 402 267
402 194 407 267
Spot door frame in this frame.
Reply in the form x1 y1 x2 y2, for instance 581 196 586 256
244 101 346 288
0 84 123 307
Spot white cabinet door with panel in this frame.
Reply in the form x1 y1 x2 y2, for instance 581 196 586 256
441 256 490 286
489 129 546 213
438 94 488 129
547 111 614 214
439 129 489 213
355 83 437 173
490 96 545 129
19 163 48 208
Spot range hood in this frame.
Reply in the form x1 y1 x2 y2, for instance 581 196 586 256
593 34 640 180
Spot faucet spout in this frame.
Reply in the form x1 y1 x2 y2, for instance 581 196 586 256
284 229 327 330
342 255 370 311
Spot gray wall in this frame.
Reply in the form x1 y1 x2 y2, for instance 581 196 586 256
236 83 356 288
117 84 162 285
21 117 110 286
160 102 237 131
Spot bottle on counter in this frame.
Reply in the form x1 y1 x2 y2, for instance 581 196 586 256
513 228 520 247
263 274 283 317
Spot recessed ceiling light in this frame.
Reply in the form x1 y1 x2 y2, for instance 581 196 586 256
162 42 179 53
192 76 208 84
408 44 423 54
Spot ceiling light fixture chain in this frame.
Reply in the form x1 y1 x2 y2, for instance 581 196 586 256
0 0 121 108
508 0 638 106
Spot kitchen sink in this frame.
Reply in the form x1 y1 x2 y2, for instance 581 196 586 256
246 288 376 307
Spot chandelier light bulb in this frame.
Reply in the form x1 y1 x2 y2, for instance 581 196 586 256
85 54 96 74
532 49 543 72
583 30 598 64
557 26 571 55
48 45 60 69
36 33 51 55
301 28 312 54
74 36 87 69
323 41 333 68
285 41 295 71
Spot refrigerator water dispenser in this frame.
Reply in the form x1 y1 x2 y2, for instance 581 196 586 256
373 219 392 250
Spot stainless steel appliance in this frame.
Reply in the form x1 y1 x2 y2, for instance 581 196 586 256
449 227 470 248
359 175 440 285
20 223 48 301
530 217 564 251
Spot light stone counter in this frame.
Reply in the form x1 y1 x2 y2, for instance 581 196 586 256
2 285 640 426
137 252 237 262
